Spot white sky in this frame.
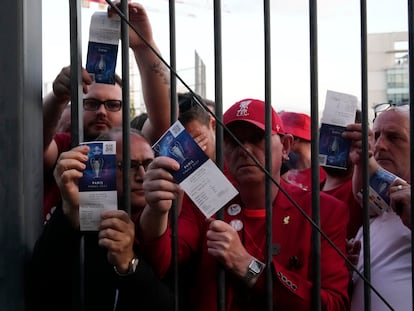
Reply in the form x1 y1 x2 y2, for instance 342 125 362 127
42 0 408 114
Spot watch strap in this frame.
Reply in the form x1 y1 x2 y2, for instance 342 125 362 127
113 257 139 276
244 258 265 284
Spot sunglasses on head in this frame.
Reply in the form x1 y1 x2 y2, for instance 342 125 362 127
373 101 409 119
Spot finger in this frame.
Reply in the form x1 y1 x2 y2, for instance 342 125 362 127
148 156 180 171
390 178 409 188
58 160 87 174
145 190 178 204
99 236 131 253
99 214 134 234
57 150 88 167
389 183 408 194
101 209 130 222
81 67 93 84
208 219 229 232
206 239 227 250
57 169 84 187
345 123 362 132
98 225 133 246
207 247 225 260
59 147 89 161
144 168 176 184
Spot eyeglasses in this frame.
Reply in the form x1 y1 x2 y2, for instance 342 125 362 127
117 159 153 173
83 98 122 112
373 101 409 119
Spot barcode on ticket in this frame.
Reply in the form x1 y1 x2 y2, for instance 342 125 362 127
170 122 184 137
103 142 116 154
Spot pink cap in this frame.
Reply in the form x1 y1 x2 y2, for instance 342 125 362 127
279 112 311 141
223 99 285 134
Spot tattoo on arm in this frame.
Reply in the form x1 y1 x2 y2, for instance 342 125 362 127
151 61 170 85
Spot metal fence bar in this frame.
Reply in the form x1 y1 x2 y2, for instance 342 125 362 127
120 0 131 215
68 1 84 310
359 0 372 310
0 0 43 310
168 1 179 310
213 1 226 310
263 0 273 310
309 0 321 309
407 1 414 310
69 0 84 147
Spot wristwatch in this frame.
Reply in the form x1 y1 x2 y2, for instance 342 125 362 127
113 257 139 276
244 258 265 284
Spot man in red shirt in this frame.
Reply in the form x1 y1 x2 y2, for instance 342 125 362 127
280 111 326 190
42 2 172 221
139 99 350 310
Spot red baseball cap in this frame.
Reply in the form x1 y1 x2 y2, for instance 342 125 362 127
223 98 285 134
279 112 311 141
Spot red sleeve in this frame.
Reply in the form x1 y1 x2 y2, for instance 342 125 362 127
43 133 72 219
138 195 206 278
54 133 72 155
319 194 350 310
252 186 349 310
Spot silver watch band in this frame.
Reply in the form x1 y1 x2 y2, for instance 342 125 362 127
113 257 139 276
244 258 265 284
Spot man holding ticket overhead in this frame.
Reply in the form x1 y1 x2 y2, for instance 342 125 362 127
42 2 173 222
138 99 350 310
28 128 173 311
343 105 412 311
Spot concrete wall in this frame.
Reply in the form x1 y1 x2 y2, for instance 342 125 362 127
0 0 43 309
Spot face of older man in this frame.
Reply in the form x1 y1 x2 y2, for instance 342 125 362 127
115 133 154 215
223 122 289 187
373 109 410 182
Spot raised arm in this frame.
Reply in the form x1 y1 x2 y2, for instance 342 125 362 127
342 123 379 201
139 156 180 241
109 2 174 144
43 67 92 170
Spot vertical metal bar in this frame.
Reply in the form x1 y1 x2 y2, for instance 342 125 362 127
213 1 225 310
0 0 42 309
309 0 321 310
195 51 200 95
120 0 131 215
360 1 372 310
69 0 83 147
407 1 414 310
168 1 179 310
263 0 273 310
69 1 84 311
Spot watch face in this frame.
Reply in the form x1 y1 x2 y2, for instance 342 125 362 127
250 260 262 273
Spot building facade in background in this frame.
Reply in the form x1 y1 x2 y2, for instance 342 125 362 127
368 31 409 107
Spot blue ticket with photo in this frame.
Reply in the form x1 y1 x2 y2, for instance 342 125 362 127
78 141 118 231
152 121 238 218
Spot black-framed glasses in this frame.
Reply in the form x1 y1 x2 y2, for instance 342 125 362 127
117 159 153 173
83 98 122 112
373 101 409 119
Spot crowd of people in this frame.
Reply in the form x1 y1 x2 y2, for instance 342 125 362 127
27 1 412 311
